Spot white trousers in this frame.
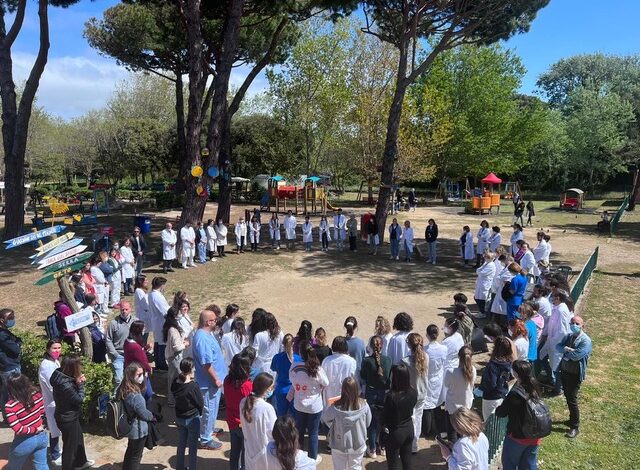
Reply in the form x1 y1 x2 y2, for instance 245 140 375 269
110 279 121 306
331 449 364 470
411 400 426 452
482 398 504 421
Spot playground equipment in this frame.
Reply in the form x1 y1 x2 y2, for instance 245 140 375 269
560 188 585 211
479 172 502 214
262 175 338 215
504 181 522 200
436 178 471 202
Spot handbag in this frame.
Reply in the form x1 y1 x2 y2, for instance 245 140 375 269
501 282 514 301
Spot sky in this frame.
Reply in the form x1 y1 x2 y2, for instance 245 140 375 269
8 0 640 120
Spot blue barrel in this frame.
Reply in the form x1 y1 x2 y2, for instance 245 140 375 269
134 214 152 234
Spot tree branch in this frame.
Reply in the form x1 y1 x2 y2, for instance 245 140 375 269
2 0 26 48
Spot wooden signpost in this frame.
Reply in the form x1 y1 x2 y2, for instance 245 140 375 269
37 245 87 269
32 237 84 264
4 225 66 249
32 232 75 255
43 252 93 274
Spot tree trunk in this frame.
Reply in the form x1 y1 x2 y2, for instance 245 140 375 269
215 117 233 223
174 74 190 194
629 166 640 211
57 277 92 358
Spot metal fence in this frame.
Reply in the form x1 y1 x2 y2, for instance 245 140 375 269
609 195 629 235
570 246 599 303
486 413 508 465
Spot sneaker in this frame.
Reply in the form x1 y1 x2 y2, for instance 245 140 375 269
199 440 223 450
376 447 386 457
74 460 95 470
365 449 376 458
212 427 224 435
52 456 62 466
315 456 322 464
565 428 579 439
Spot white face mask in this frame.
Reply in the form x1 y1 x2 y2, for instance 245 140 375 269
135 375 144 385
443 326 451 335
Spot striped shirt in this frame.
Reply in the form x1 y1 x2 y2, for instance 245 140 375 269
5 392 45 435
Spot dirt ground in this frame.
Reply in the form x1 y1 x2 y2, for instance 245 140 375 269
1 198 639 469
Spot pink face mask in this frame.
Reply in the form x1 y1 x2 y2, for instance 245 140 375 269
50 350 61 360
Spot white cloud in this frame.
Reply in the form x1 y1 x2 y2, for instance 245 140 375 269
12 53 130 120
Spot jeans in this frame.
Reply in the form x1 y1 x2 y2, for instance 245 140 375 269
1 367 21 421
8 432 48 470
154 343 168 370
274 390 296 418
421 407 439 438
237 236 245 251
50 435 62 460
561 371 582 429
229 427 244 470
365 388 386 451
305 241 312 251
387 421 414 470
501 435 538 470
112 355 125 388
58 417 88 470
177 415 200 470
200 387 221 444
390 239 400 258
427 241 436 263
295 410 322 459
331 449 364 470
123 436 146 470
198 243 207 262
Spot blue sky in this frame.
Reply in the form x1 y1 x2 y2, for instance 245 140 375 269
9 0 640 119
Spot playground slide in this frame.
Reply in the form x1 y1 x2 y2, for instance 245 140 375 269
326 200 341 212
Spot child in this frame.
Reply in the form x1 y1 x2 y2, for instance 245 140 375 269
270 334 301 417
452 294 474 344
366 216 379 255
444 346 476 441
241 373 277 469
224 355 253 470
319 215 331 251
269 213 281 250
222 303 240 335
460 225 474 267
302 216 313 251
248 216 261 252
321 336 356 407
172 357 204 470
313 328 332 363
402 220 414 262
235 216 247 254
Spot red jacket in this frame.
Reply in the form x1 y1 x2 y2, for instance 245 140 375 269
124 339 152 374
223 378 252 430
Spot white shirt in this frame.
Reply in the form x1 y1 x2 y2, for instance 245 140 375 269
424 341 448 409
302 221 313 243
120 246 136 278
215 224 228 245
284 215 297 239
534 296 552 335
476 227 490 254
134 288 150 326
253 330 284 372
388 331 411 365
448 434 489 470
513 336 529 360
442 332 465 372
148 289 171 345
510 230 524 254
519 250 536 274
240 397 277 470
321 353 356 404
289 362 329 414
474 261 496 301
221 331 249 366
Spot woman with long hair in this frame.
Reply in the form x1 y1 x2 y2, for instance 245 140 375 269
289 341 329 463
174 298 195 348
118 362 155 470
222 317 250 366
322 377 372 469
293 320 313 355
509 319 530 361
388 312 414 365
270 334 302 417
402 333 429 453
442 318 464 373
479 336 513 421
370 315 393 357
5 373 48 470
50 355 94 470
253 312 284 372
265 415 317 469
444 346 476 441
438 408 489 469
171 357 203 470
222 303 241 334
423 325 448 439
123 320 153 401
381 363 418 470
321 336 356 408
360 335 392 458
38 339 63 464
224 355 253 470
343 316 366 377
496 360 545 469
163 307 186 407
240 372 277 470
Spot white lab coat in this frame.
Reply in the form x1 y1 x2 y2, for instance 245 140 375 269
449 435 489 470
161 229 177 260
253 330 284 372
180 226 196 258
519 250 536 276
302 221 313 243
284 215 297 240
477 227 491 254
510 230 524 255
321 353 357 406
424 341 447 409
474 261 496 301
235 222 247 243
333 214 347 240
90 265 107 305
461 231 474 260
535 296 552 335
440 332 465 405
533 240 549 263
120 246 135 279
134 288 150 327
39 357 61 437
206 225 217 252
489 232 502 252
388 331 411 365
148 289 171 345
265 444 317 470
318 220 331 241
269 218 281 241
240 397 277 470
221 331 249 366
490 266 514 316
402 227 414 254
249 222 261 244
215 223 228 246
541 302 574 370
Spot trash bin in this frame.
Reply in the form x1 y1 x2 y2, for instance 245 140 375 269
134 214 152 234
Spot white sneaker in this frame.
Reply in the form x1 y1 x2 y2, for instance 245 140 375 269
52 456 62 466
315 456 322 464
74 460 95 470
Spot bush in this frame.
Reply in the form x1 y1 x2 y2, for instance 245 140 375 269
18 331 114 420
153 191 185 210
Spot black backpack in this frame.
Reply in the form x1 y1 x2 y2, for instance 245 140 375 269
106 398 132 440
517 388 552 439
45 312 60 340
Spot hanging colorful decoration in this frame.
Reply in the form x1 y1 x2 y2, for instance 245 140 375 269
191 166 203 177
196 185 204 195
207 166 219 178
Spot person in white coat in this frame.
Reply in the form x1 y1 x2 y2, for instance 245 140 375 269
160 223 177 273
221 318 250 366
489 255 514 327
265 416 317 470
460 225 475 267
510 224 524 256
489 226 502 252
443 347 477 441
90 257 109 314
333 208 347 251
423 325 447 438
402 220 415 262
180 221 196 269
39 339 62 465
284 210 297 250
240 373 277 470
214 219 228 257
133 276 150 338
531 231 550 278
518 242 536 280
318 215 331 251
269 214 281 250
321 336 357 406
252 312 285 373
302 216 313 251
120 238 136 294
476 220 491 267
474 252 496 319
148 276 171 370
248 216 261 252
234 216 247 254
540 289 574 395
439 407 489 470
205 219 218 259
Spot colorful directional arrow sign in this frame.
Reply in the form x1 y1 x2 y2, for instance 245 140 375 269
43 252 93 274
31 232 75 257
4 225 66 250
32 238 84 264
35 263 85 286
37 245 87 269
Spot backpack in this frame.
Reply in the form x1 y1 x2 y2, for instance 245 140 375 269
516 388 552 438
45 312 60 340
106 398 132 440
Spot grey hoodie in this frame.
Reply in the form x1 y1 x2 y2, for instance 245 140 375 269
321 401 372 453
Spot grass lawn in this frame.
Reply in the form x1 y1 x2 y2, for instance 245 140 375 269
538 264 640 469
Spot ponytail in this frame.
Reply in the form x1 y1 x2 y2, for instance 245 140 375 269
407 333 427 377
370 335 384 377
300 340 319 377
282 334 294 363
459 346 474 385
344 316 358 339
242 372 274 423
178 357 195 382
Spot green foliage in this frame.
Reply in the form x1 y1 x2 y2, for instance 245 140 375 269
153 191 185 210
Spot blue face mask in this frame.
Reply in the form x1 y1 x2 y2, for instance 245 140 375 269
264 387 274 400
570 324 581 334
6 319 15 328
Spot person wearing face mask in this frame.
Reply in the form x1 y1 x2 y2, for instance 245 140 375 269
240 372 277 469
539 290 574 396
106 302 136 388
88 306 107 364
556 316 592 439
0 308 22 421
39 339 63 465
124 320 154 402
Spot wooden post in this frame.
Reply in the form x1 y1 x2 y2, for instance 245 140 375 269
57 277 93 358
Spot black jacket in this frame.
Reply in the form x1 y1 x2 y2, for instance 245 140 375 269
425 224 438 243
0 327 21 372
480 359 512 400
496 384 536 439
130 235 146 256
382 388 417 431
171 379 204 419
51 369 85 423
